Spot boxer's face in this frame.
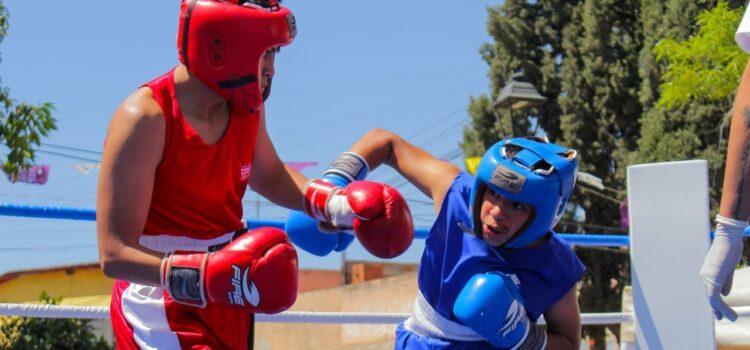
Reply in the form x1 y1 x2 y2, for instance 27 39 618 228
479 189 532 247
260 48 277 91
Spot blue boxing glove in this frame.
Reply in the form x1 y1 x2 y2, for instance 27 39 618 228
285 211 354 256
453 272 547 349
285 152 368 256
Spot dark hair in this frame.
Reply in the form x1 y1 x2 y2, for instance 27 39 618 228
502 136 556 173
238 0 281 9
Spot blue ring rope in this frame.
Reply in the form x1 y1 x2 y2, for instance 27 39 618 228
2 202 746 248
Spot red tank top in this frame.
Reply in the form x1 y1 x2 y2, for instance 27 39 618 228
142 70 259 238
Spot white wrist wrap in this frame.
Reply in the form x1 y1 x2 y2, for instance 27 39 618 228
324 152 370 183
327 194 356 228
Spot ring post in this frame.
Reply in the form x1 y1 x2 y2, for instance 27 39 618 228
627 160 715 349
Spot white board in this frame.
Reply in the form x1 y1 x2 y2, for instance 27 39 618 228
627 160 715 350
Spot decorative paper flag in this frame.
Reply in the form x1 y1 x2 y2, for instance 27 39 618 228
619 199 629 229
465 157 481 175
73 163 100 175
7 165 50 185
285 161 318 171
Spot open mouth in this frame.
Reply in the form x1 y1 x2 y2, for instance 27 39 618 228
483 224 507 239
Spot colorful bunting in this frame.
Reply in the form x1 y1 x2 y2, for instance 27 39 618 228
73 163 100 175
285 161 318 171
465 157 481 175
7 165 50 185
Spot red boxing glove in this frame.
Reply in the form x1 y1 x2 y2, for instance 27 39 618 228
304 179 414 259
161 227 298 314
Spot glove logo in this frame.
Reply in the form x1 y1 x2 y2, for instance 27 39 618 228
229 265 260 307
499 299 527 337
241 266 261 307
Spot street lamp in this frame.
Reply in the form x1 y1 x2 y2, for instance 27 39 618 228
493 72 547 137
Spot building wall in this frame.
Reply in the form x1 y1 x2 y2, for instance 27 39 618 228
0 262 419 349
0 265 346 304
299 269 342 292
0 264 114 304
0 264 117 342
255 271 419 350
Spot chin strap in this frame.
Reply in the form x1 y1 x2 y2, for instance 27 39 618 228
262 77 273 102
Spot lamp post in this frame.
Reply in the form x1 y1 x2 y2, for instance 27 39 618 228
493 72 547 137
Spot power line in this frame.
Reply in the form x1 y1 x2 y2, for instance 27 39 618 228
35 149 100 163
404 106 466 141
41 143 102 155
577 186 622 205
416 119 469 150
274 67 485 96
384 148 464 190
0 244 96 251
280 80 479 151
2 142 102 163
0 193 96 202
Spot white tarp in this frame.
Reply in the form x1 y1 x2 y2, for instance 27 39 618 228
716 266 750 348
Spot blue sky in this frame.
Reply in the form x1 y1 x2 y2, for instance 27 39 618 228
0 0 501 275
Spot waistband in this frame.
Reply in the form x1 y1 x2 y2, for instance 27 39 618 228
403 290 483 342
139 220 248 253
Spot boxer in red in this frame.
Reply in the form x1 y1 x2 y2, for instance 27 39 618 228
96 1 413 348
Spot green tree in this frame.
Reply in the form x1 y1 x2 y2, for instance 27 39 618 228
634 0 744 199
462 0 582 158
0 3 56 178
636 1 750 262
0 292 113 350
466 0 749 348
655 1 746 109
557 1 642 347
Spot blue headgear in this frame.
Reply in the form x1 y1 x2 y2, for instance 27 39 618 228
469 137 578 249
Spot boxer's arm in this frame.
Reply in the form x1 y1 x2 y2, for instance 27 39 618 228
699 59 750 321
542 286 581 350
719 59 750 221
348 128 460 214
248 107 307 211
97 87 166 285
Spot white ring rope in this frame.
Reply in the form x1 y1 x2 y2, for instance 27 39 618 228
3 303 749 325
0 303 109 319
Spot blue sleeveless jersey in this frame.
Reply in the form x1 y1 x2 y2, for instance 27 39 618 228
395 172 585 349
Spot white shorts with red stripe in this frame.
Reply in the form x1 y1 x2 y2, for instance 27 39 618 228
110 232 253 350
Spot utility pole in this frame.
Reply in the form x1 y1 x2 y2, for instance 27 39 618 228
341 249 347 285
256 192 260 219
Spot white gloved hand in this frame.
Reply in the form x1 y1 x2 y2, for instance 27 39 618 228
700 214 745 321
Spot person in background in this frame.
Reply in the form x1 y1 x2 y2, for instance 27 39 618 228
700 9 750 322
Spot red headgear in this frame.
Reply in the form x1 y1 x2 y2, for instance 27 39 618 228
178 0 296 112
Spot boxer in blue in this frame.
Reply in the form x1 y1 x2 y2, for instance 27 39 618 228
287 129 585 349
